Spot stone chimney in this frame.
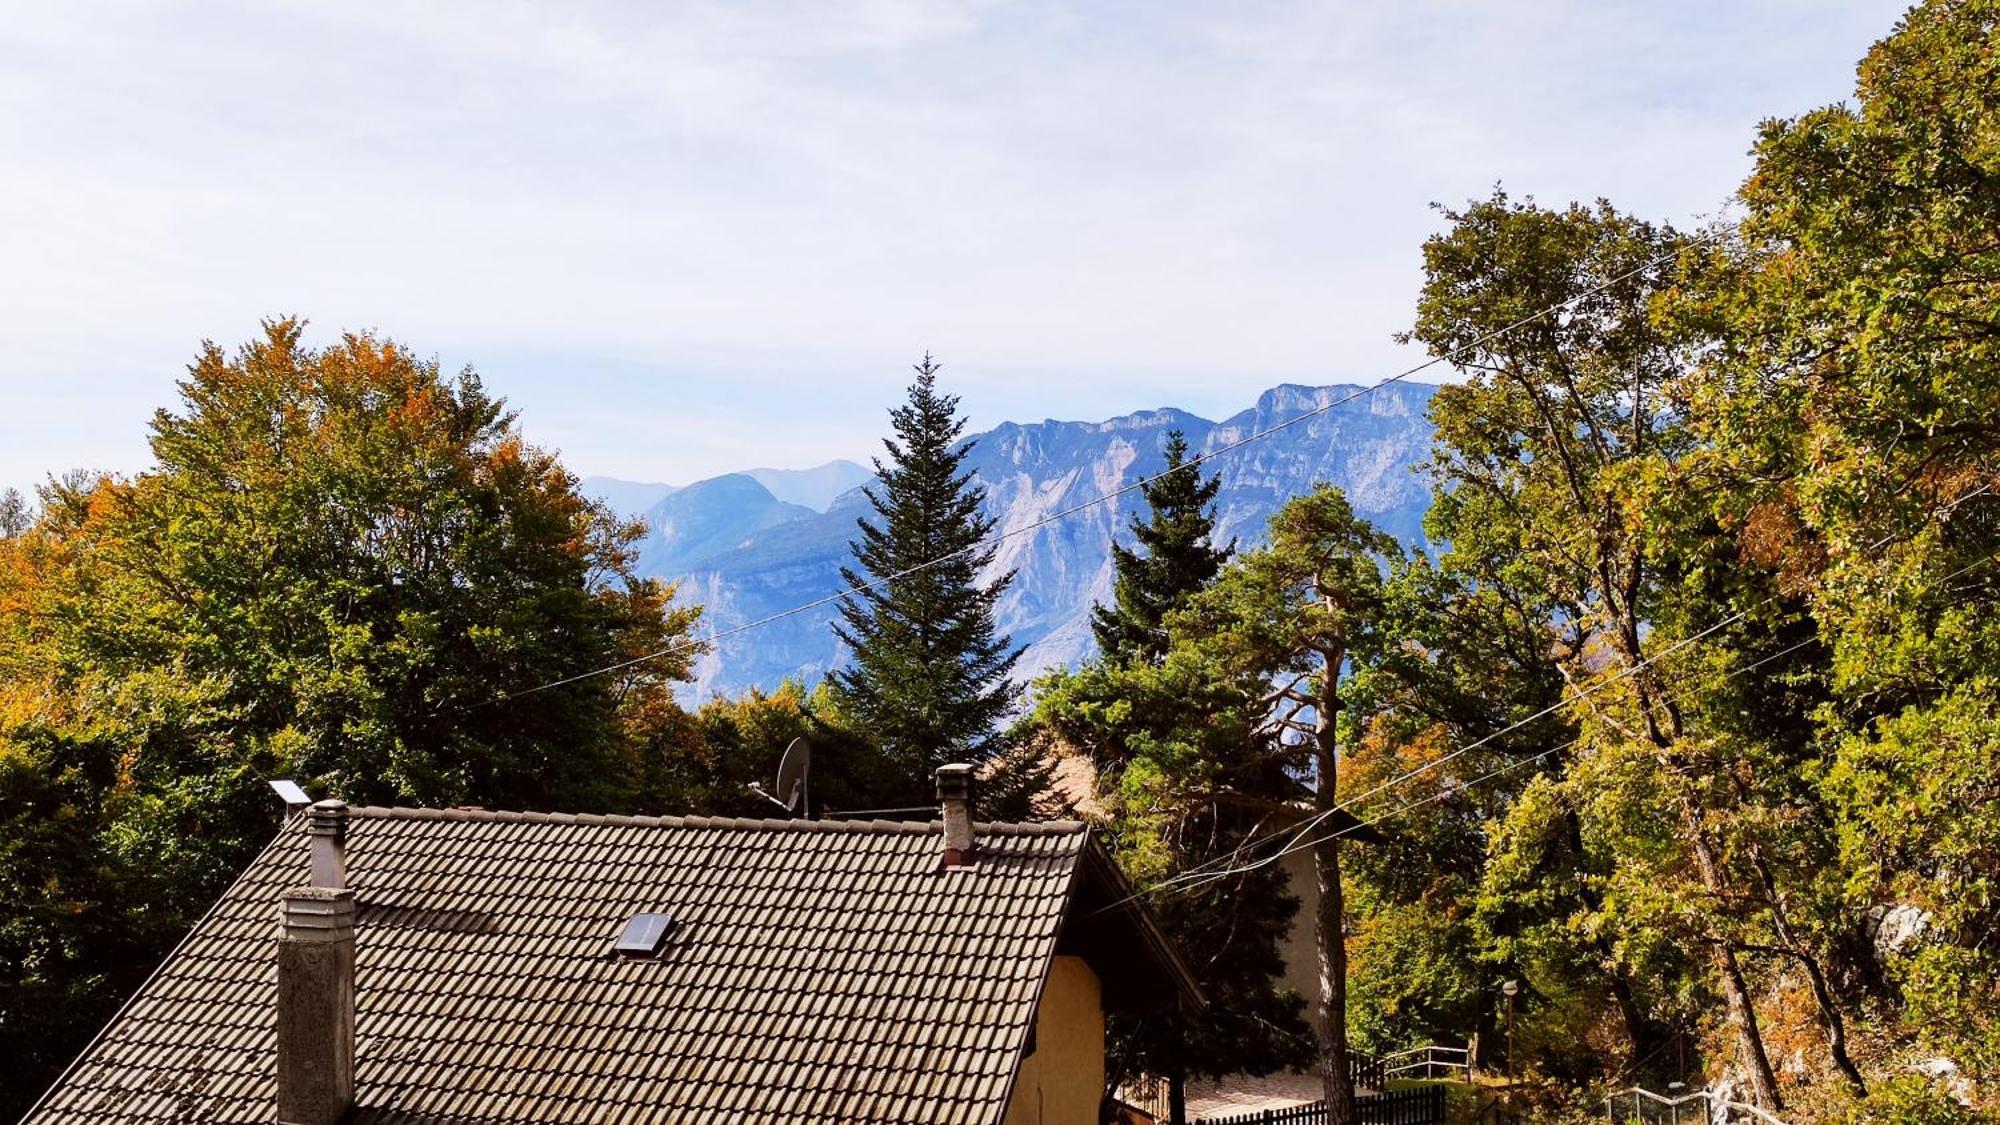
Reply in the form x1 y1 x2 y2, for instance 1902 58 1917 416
278 800 355 1125
936 763 976 868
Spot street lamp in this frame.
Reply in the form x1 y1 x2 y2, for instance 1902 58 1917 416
1500 979 1520 1085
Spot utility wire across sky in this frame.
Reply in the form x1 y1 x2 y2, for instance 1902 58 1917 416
1093 510 1997 916
467 212 1984 927
1207 541 2000 889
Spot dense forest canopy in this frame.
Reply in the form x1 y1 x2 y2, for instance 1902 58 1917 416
1039 3 2000 1120
4 3 1998 1123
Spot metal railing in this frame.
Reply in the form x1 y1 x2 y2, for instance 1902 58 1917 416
1381 1045 1470 1082
1605 1085 1789 1125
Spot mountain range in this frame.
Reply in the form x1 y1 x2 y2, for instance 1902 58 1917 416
584 381 1441 700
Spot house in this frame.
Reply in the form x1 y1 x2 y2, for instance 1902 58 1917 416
1177 848 1374 1118
22 765 1201 1124
1054 755 1388 1121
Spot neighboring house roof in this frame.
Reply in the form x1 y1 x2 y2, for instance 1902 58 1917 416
26 806 1198 1125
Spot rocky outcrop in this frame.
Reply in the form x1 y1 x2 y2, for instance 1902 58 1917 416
1862 903 1934 966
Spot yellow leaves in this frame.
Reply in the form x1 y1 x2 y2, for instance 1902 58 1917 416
1343 717 1452 803
112 743 142 801
1737 492 1825 597
487 431 526 474
0 675 74 734
386 381 444 438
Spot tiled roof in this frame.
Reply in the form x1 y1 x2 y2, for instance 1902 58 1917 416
26 807 1100 1124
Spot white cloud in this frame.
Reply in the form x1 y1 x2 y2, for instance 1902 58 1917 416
0 0 1907 489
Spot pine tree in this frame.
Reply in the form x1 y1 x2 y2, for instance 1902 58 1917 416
833 355 1022 797
1091 430 1232 664
0 488 28 538
1027 480 1328 1124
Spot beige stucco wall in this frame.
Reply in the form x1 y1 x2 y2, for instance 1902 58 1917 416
1002 955 1105 1125
1278 847 1322 1003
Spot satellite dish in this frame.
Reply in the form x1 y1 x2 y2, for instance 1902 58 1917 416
774 737 811 816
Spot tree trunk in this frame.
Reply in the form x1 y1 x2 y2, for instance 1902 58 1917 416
1691 832 1784 1111
1313 663 1357 1125
1168 1058 1187 1125
1312 818 1357 1123
1794 947 1866 1094
1606 972 1654 1080
1745 848 1867 1094
1714 943 1784 1111
1629 633 1783 1112
1561 805 1657 1073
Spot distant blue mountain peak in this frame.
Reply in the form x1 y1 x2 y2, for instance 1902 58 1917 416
623 380 1440 699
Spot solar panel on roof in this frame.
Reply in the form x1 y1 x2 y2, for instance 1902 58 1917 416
613 913 675 956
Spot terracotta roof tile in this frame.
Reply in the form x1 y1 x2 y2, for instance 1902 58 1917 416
27 807 1091 1124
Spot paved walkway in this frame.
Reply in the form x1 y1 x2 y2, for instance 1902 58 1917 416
1186 1070 1341 1117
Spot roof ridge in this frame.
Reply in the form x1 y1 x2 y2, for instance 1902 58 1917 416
345 805 1088 837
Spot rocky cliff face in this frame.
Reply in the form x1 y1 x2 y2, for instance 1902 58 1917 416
610 381 1439 700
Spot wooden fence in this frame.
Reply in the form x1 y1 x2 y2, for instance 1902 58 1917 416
1194 1084 1447 1125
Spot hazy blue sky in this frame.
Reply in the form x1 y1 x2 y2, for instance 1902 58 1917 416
1 1 1909 493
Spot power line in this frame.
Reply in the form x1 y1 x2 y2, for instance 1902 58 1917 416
1128 478 1995 901
1116 537 2000 912
465 235 1715 710
1173 634 1826 896
1116 631 1827 910
1135 617 1737 899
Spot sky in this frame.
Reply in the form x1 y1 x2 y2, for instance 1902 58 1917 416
0 0 1910 495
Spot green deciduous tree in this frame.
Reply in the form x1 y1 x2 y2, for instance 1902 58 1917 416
39 321 701 810
0 320 701 1116
1679 0 2000 1080
1401 191 1820 1106
0 667 255 1116
1338 512 1578 1057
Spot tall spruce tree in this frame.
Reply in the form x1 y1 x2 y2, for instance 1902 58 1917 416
1091 430 1233 664
1029 449 1315 1124
833 355 1022 798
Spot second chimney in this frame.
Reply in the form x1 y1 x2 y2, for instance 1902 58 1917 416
278 800 355 1125
937 763 976 869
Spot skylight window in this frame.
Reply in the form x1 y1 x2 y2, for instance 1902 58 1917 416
613 913 675 957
